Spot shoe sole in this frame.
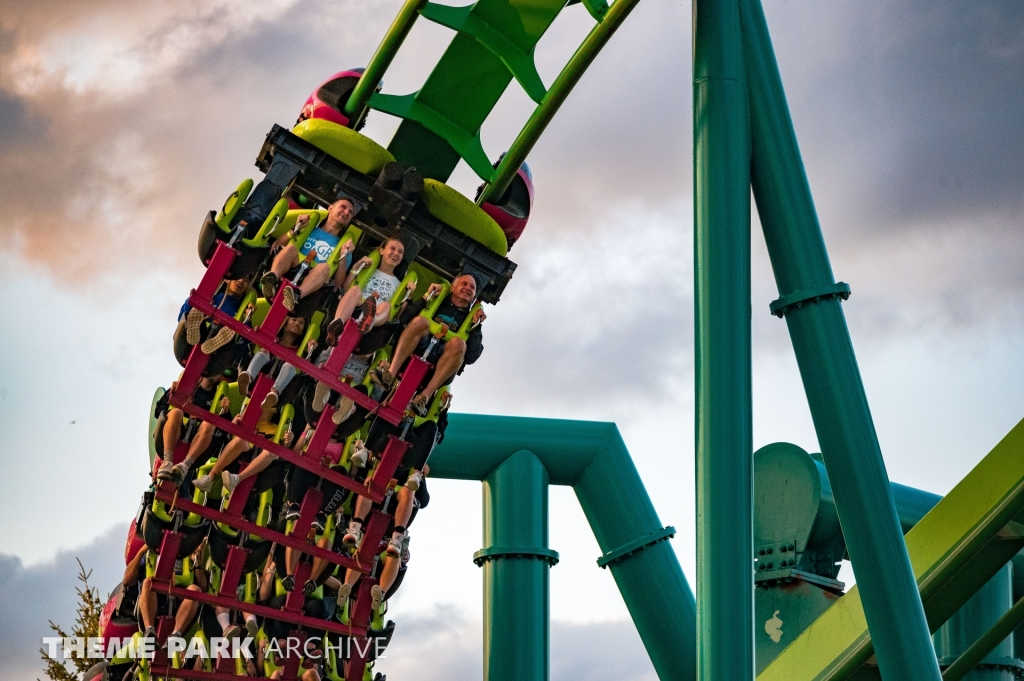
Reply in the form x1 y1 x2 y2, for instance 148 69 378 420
261 392 279 410
200 326 235 354
331 396 355 425
185 309 204 345
260 274 279 299
237 372 250 396
313 381 331 412
370 585 383 610
282 286 298 312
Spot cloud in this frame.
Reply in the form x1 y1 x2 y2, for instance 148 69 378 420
0 524 127 681
377 606 657 681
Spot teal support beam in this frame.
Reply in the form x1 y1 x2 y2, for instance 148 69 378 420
473 451 555 681
693 0 753 676
935 566 1018 681
432 414 696 681
740 0 944 678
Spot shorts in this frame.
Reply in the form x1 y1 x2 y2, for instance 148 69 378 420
414 335 446 366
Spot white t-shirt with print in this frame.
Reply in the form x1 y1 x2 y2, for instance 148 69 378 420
362 269 400 303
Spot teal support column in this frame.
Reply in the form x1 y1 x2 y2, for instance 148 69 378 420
433 415 696 681
934 566 1017 681
694 0 753 676
740 0 943 678
473 450 556 681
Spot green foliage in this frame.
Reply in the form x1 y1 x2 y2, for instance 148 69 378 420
38 558 104 681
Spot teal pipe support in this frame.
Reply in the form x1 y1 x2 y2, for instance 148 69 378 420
935 566 1018 681
432 414 696 681
740 0 943 678
694 0 753 676
343 0 428 120
474 451 553 681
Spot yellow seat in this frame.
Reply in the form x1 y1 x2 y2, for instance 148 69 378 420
291 119 396 176
420 179 508 256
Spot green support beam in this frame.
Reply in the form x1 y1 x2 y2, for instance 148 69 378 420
693 0 753 677
935 566 1019 681
431 414 696 681
757 416 1024 681
474 451 556 681
739 0 942 677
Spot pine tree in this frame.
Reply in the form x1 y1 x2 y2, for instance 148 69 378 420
39 558 104 681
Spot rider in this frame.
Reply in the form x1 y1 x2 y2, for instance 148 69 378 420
325 236 407 339
371 274 484 414
179 277 249 355
259 198 357 312
236 313 307 411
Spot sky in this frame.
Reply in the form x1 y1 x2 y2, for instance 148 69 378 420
1 0 1023 679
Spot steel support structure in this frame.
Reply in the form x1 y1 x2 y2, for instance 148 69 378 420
693 0 754 677
474 451 556 681
738 0 944 678
432 414 696 681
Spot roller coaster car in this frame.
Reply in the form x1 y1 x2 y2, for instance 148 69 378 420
251 120 517 303
479 160 534 250
298 68 376 131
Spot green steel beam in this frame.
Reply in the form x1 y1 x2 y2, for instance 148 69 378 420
757 416 1024 681
475 451 554 681
344 0 429 120
431 414 696 681
740 0 942 677
693 0 753 677
478 0 643 203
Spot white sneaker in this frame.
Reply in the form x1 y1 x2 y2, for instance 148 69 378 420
237 371 251 396
336 582 352 608
222 471 240 492
331 396 355 425
350 441 369 468
386 532 403 558
370 584 383 611
192 474 214 493
312 381 332 412
405 469 423 492
342 521 363 547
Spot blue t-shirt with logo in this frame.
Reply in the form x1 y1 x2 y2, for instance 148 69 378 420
300 227 344 265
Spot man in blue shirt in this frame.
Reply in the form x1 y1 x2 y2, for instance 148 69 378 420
260 197 357 311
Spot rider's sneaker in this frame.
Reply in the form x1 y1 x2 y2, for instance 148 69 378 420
236 370 251 396
185 308 205 346
386 532 404 558
331 395 355 425
336 582 352 607
282 502 300 521
312 381 332 412
222 624 241 640
261 389 279 411
404 469 423 492
370 584 384 611
221 471 240 492
159 463 188 486
282 286 299 312
244 617 258 639
408 393 429 417
281 574 295 592
369 366 395 391
260 272 280 299
342 520 363 547
349 440 369 468
302 579 317 597
142 626 157 642
192 474 215 493
311 513 326 533
357 299 376 332
200 326 235 355
325 318 345 347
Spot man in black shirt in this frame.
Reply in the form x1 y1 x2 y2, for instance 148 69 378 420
372 274 485 414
